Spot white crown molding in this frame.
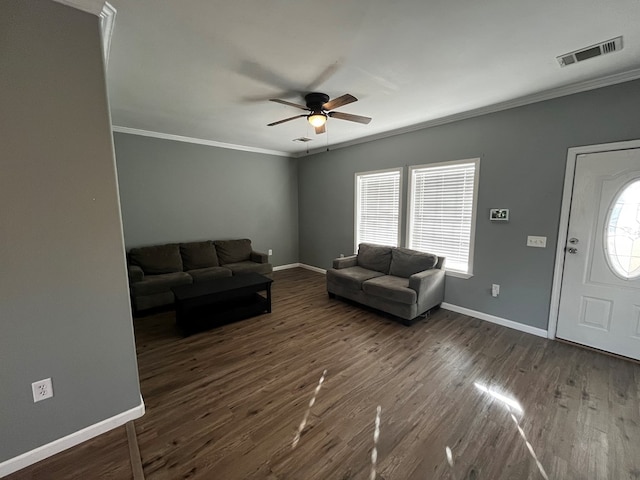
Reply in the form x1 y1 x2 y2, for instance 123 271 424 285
112 126 292 158
51 0 105 16
298 67 640 157
442 303 548 338
50 1 115 64
99 2 116 64
114 68 640 159
0 398 145 478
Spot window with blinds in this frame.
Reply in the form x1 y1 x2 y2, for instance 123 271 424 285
355 168 402 251
408 159 479 275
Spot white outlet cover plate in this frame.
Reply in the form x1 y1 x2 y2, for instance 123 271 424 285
527 235 547 248
32 378 54 402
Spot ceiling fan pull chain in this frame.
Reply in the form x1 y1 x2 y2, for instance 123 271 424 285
326 125 329 152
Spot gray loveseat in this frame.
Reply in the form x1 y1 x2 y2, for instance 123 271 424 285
127 239 272 313
326 243 445 325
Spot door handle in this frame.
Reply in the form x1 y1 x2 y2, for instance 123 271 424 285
568 237 579 244
567 247 578 254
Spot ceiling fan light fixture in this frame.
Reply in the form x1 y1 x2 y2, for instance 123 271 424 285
308 112 327 128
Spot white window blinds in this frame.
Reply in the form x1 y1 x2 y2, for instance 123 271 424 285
408 160 479 274
355 169 402 249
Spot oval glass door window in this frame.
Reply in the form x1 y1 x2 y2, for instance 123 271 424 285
605 179 640 279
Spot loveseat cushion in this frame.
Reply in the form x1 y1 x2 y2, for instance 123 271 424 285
326 266 385 291
223 261 272 276
389 248 438 278
362 275 417 305
129 244 183 274
188 266 232 283
180 241 219 270
357 243 393 274
214 239 252 264
129 271 192 296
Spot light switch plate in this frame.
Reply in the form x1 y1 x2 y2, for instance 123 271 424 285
527 236 547 248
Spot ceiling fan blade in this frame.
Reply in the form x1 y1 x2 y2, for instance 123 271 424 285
269 99 308 110
328 111 372 124
315 124 326 135
305 60 343 92
323 93 357 111
267 114 307 126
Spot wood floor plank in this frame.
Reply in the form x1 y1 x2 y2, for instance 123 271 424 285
6 267 640 479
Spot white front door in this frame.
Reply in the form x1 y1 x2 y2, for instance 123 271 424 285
556 148 640 360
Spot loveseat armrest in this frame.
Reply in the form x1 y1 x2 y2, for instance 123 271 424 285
250 251 268 264
333 255 358 269
408 268 445 300
128 265 144 283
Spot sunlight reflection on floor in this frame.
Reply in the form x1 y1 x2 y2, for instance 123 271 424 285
474 381 549 479
292 369 327 449
370 406 381 480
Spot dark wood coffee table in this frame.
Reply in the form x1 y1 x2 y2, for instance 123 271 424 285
172 272 273 335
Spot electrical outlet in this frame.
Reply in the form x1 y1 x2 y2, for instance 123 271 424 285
32 378 53 402
492 284 500 297
268 249 272 256
527 236 547 248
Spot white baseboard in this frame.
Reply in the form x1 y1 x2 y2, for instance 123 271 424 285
273 263 327 274
273 263 300 271
299 264 327 274
0 398 145 478
441 303 548 338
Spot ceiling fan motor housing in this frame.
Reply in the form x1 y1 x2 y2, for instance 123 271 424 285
305 92 330 112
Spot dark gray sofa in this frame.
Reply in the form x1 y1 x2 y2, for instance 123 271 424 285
127 239 272 313
326 243 445 325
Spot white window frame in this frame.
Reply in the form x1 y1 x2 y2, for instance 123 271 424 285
406 158 480 278
354 167 403 253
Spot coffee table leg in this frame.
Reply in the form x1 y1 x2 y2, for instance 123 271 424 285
266 283 272 313
175 299 189 335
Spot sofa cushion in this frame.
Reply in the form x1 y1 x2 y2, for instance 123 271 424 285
129 244 183 274
223 261 272 276
214 239 252 264
326 266 385 291
180 241 219 270
362 275 417 305
389 248 438 278
357 243 393 274
129 271 192 296
188 266 232 283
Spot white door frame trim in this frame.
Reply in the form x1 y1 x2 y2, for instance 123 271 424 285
548 139 640 340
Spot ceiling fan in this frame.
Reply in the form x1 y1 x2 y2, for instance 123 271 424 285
267 92 372 134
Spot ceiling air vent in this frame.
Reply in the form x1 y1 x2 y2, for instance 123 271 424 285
557 36 623 67
293 137 313 143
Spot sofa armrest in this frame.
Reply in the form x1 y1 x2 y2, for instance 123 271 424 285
128 265 144 283
250 251 268 264
408 268 445 299
333 255 357 269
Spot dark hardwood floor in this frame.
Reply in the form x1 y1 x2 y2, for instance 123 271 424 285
7 268 640 479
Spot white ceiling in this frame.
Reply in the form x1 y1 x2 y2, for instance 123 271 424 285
105 0 640 156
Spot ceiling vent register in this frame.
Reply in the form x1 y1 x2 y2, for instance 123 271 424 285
557 37 623 67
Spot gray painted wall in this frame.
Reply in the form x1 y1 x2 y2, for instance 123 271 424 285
1 0 141 463
114 133 299 267
298 79 640 330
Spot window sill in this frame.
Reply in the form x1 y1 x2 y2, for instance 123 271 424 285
445 270 473 279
